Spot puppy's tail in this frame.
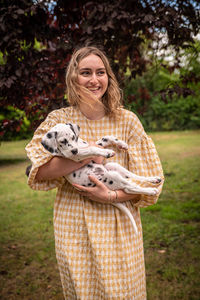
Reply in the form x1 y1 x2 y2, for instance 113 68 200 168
112 203 138 235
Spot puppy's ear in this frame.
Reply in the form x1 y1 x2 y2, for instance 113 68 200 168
74 124 80 136
66 123 80 139
41 131 58 155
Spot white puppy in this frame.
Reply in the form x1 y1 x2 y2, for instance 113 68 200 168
41 123 162 235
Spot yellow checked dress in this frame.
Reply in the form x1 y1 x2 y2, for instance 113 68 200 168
26 106 164 300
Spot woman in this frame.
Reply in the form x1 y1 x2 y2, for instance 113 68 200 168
26 46 164 299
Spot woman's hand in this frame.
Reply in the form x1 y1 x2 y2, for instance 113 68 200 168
72 175 140 204
72 175 112 204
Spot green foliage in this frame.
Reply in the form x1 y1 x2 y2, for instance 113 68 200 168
144 94 200 131
0 106 31 141
124 41 200 131
1 0 200 138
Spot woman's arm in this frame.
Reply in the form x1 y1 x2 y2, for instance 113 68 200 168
73 175 140 204
35 156 93 181
35 140 105 181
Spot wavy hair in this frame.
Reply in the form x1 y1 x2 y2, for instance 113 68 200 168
65 46 123 116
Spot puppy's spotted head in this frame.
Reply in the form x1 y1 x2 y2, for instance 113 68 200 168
41 123 80 158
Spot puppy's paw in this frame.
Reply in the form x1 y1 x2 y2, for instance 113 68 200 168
148 177 162 184
144 187 159 196
105 150 115 158
115 140 128 150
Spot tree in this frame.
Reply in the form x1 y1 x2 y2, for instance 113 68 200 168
0 0 200 139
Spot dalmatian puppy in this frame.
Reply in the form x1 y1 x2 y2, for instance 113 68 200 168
41 123 162 235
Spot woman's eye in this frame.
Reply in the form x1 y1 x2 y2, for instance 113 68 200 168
97 71 105 75
80 71 90 76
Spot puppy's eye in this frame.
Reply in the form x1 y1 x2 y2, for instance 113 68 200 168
72 136 75 141
47 133 52 139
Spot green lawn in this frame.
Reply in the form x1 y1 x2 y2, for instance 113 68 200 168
0 131 200 299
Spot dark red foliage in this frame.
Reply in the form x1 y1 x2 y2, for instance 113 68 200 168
0 0 200 138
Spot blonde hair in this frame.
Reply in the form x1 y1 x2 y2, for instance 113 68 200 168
65 46 123 116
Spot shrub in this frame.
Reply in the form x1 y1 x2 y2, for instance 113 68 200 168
0 106 32 141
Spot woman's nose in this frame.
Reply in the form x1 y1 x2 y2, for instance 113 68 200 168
90 73 98 83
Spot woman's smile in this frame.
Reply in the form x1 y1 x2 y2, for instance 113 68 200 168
77 54 108 100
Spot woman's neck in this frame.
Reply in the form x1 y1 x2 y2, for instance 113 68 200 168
79 102 105 120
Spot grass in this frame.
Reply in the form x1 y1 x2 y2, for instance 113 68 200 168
142 131 200 300
0 131 200 299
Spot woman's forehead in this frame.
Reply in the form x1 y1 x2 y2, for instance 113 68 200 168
78 54 105 69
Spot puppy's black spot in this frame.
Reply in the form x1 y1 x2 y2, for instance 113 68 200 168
109 180 113 185
103 178 107 182
69 123 77 137
126 176 129 178
102 138 108 142
72 136 75 141
41 142 54 154
49 147 54 153
115 138 118 141
88 183 92 186
61 139 67 145
87 164 93 168
92 184 96 187
82 184 86 187
47 133 52 139
98 143 103 146
83 141 87 144
41 141 46 148
73 173 76 178
71 149 78 155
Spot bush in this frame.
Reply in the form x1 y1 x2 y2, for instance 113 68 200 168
0 106 32 141
124 61 200 131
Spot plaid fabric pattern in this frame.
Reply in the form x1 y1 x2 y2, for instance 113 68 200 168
26 107 164 300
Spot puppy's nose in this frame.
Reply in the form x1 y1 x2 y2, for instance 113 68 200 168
71 149 78 155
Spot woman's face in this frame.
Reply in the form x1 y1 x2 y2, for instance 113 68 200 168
77 54 109 100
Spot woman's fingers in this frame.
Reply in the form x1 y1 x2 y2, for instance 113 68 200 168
88 175 101 185
72 176 102 193
72 183 88 192
72 175 110 203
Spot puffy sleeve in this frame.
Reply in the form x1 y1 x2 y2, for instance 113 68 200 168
127 114 164 208
25 110 66 191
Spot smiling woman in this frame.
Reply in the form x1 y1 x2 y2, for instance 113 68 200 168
78 54 108 99
25 46 164 300
76 54 109 120
65 46 122 117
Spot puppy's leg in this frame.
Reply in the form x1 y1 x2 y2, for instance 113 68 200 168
105 162 162 184
104 171 159 196
71 146 115 162
123 185 158 196
96 136 128 150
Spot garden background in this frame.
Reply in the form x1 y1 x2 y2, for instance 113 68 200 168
0 0 200 299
